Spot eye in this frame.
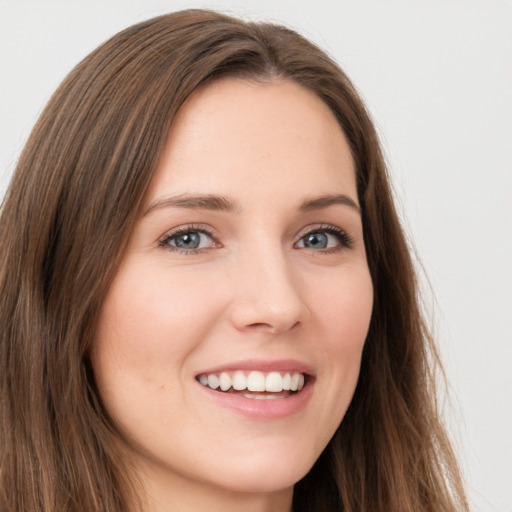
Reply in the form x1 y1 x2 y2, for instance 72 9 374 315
159 226 217 253
295 226 352 251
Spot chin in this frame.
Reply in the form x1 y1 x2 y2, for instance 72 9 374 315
203 447 318 494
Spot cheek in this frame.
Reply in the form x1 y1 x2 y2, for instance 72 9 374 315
90 262 225 426
94 262 222 366
310 266 373 406
313 265 373 346
91 265 215 433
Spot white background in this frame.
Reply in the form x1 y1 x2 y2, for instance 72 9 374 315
1 1 510 510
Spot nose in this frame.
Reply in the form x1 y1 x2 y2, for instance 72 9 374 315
229 245 309 335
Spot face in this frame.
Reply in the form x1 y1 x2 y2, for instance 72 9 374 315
92 79 373 504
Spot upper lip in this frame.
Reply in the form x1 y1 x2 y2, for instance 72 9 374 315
196 359 316 377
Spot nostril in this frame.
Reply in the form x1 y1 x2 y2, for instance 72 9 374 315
246 320 301 334
247 322 273 330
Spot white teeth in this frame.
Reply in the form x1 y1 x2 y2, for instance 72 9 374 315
207 374 220 390
265 372 283 392
219 372 231 391
232 371 247 391
243 393 280 400
282 373 291 390
247 371 266 392
290 373 300 391
198 370 307 394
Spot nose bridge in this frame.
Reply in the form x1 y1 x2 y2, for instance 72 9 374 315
229 238 307 333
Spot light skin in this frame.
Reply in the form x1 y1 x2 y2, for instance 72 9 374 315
91 79 374 512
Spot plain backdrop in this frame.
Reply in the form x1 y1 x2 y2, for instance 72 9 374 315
1 1 511 510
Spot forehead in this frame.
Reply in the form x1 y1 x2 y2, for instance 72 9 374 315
148 78 356 204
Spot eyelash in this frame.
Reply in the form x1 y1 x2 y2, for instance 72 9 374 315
297 224 354 253
158 224 353 254
158 224 217 254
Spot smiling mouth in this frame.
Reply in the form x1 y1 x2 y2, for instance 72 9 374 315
196 370 306 399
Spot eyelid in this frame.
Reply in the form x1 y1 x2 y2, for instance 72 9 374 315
294 224 353 250
158 224 221 253
157 222 353 255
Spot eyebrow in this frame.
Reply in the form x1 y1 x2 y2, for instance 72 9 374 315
144 192 360 216
299 193 360 214
144 193 241 215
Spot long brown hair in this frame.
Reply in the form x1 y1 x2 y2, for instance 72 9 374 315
0 9 468 511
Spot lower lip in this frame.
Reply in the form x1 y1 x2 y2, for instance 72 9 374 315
197 380 314 419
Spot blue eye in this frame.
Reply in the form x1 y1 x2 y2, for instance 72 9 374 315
299 232 330 249
296 226 352 251
160 228 214 252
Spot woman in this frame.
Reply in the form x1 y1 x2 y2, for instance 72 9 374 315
0 9 468 512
